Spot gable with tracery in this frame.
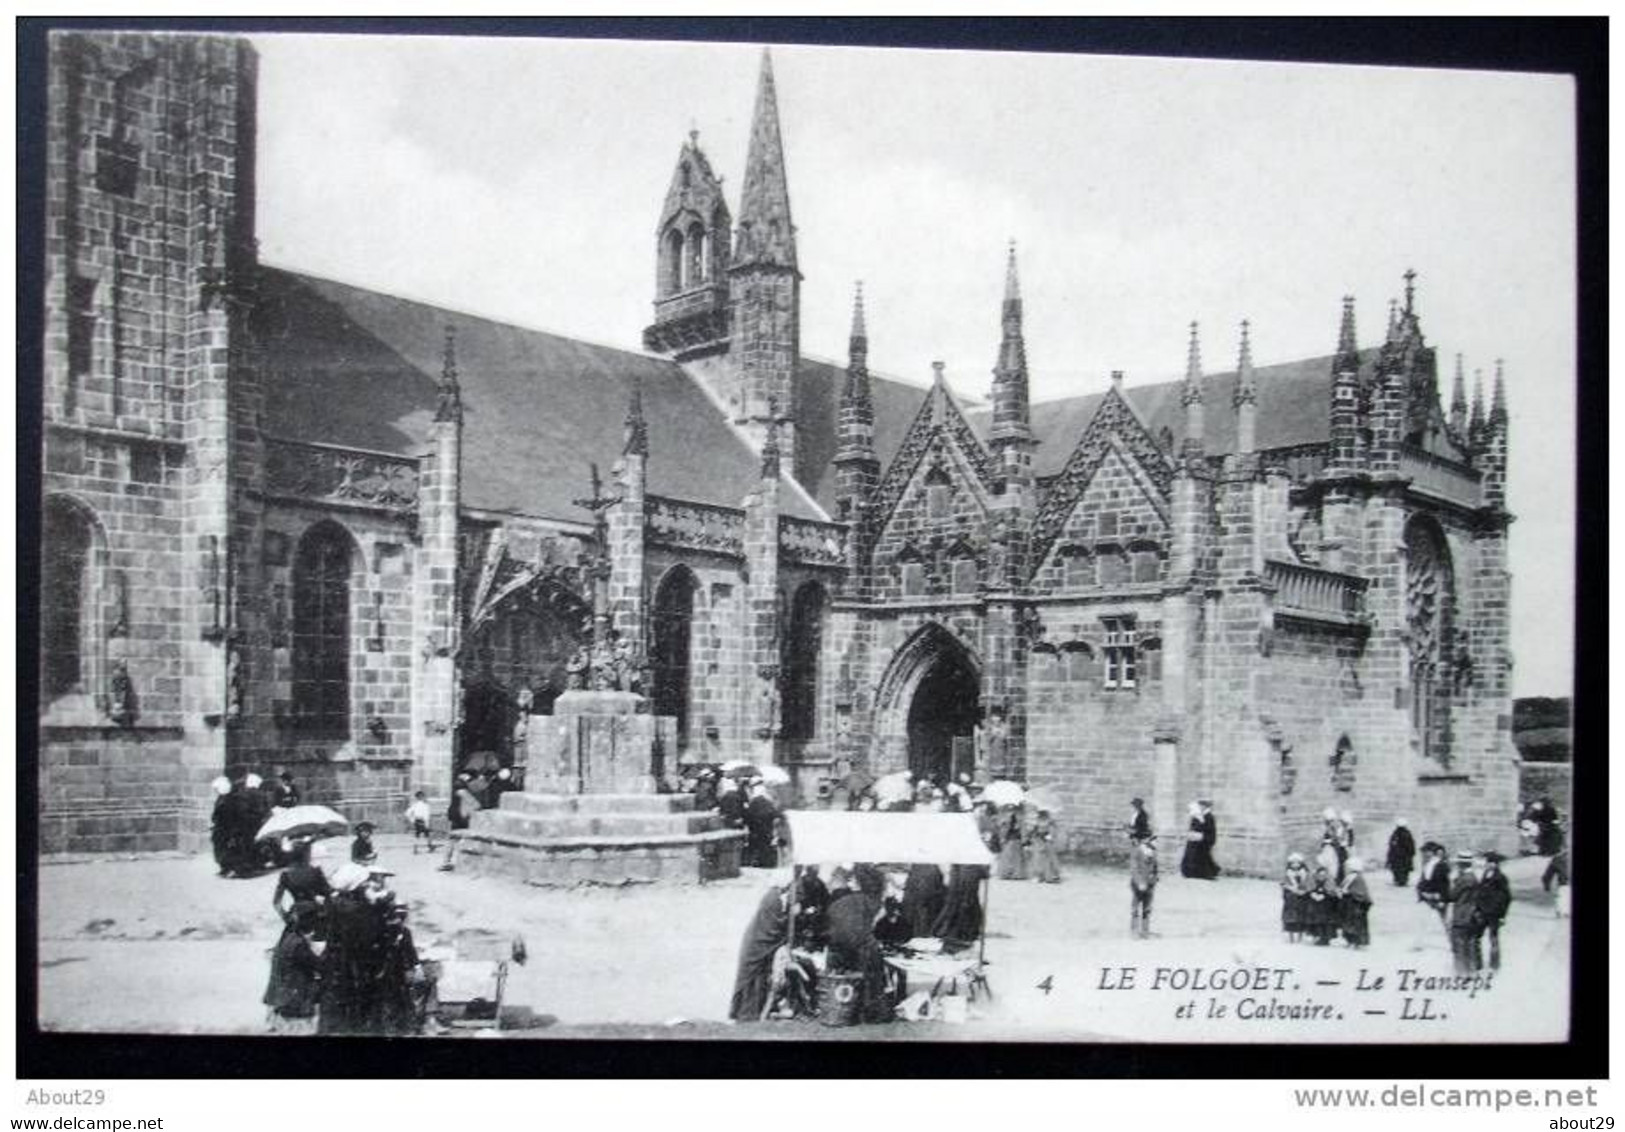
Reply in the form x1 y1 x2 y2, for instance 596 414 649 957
1029 388 1173 585
869 398 996 602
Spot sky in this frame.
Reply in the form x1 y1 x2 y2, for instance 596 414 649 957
248 33 1576 699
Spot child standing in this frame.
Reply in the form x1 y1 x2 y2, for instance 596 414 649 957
1129 834 1158 939
1339 857 1372 948
404 791 435 854
1281 852 1310 942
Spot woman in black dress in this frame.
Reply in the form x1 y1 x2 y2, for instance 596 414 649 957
272 840 331 930
263 901 323 1033
1179 803 1206 878
901 863 946 939
727 883 789 1022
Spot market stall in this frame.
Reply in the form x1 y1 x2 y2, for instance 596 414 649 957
783 810 997 1023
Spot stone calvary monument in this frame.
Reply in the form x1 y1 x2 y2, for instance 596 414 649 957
449 464 746 885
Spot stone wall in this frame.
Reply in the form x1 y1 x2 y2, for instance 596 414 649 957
40 32 256 853
229 501 420 830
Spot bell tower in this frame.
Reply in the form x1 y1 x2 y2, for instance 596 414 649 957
642 128 731 359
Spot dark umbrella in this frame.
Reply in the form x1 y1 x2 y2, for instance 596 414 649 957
462 750 502 774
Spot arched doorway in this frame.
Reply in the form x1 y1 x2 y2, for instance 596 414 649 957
651 567 699 747
906 649 980 784
459 580 589 774
873 622 983 783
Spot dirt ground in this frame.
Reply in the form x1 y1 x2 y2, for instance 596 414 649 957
34 838 1570 1043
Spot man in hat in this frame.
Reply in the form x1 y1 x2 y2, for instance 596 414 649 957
1416 841 1451 924
1474 851 1513 970
1128 797 1152 843
1446 850 1483 975
692 767 719 812
351 821 378 866
717 775 747 831
1129 833 1159 939
272 769 301 810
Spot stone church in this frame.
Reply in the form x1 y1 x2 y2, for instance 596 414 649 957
38 32 1518 872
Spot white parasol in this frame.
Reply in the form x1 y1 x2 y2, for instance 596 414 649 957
981 780 1026 807
255 804 350 844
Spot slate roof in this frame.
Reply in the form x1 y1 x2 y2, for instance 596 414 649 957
964 349 1380 479
252 266 825 523
792 356 933 513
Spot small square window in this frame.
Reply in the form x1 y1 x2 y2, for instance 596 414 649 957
901 561 926 597
129 443 163 484
1065 552 1094 588
96 136 140 197
1102 616 1138 690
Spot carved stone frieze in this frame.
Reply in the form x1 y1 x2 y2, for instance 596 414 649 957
645 495 745 557
264 439 419 512
779 515 846 566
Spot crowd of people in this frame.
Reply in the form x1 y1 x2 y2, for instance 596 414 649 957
261 838 436 1035
694 772 786 868
727 857 988 1025
693 767 1067 887
1267 808 1529 972
209 768 302 878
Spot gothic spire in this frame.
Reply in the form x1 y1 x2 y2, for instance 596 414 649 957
1450 354 1468 435
623 375 648 457
435 324 463 424
1233 319 1256 407
732 48 796 270
1234 319 1257 455
843 281 872 415
1385 298 1401 344
1490 358 1507 425
1334 295 1359 375
990 241 1032 444
1181 321 1204 405
1469 367 1486 441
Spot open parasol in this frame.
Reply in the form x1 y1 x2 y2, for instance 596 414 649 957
721 761 762 779
981 780 1026 807
255 804 349 844
874 772 914 805
1025 786 1064 813
758 764 791 785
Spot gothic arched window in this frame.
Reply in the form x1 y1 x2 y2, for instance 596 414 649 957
780 581 826 740
687 221 707 284
651 567 699 744
1330 734 1357 792
664 228 685 294
1405 516 1455 767
42 496 97 700
292 522 353 738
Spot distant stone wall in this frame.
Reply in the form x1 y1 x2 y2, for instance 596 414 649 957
1519 761 1572 814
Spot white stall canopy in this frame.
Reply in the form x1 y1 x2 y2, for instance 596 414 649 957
785 812 994 867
